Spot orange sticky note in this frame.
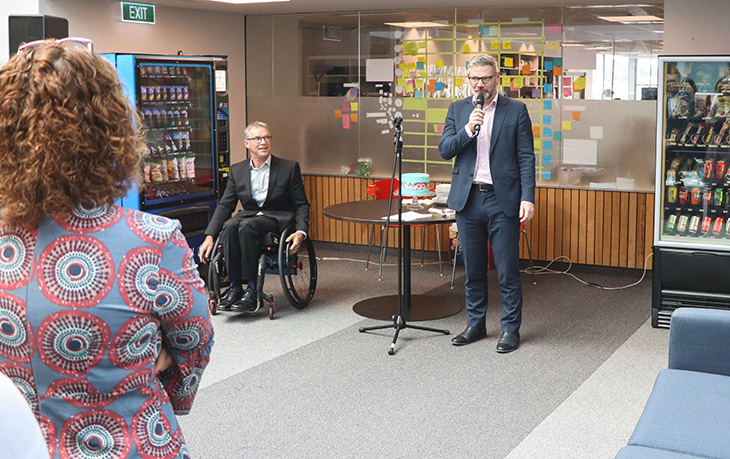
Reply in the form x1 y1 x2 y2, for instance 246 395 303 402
532 126 541 137
572 111 581 121
522 64 531 75
350 113 358 123
334 110 342 119
553 66 562 76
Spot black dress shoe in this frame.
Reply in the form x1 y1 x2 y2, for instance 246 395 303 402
231 288 257 312
496 332 520 353
218 287 244 311
451 326 487 346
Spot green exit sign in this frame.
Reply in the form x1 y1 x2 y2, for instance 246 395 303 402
121 2 155 24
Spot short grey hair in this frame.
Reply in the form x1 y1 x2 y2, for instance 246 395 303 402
245 121 270 138
468 54 498 74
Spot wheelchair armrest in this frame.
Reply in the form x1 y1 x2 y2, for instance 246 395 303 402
668 307 730 376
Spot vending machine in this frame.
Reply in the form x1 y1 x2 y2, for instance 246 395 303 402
653 55 730 327
102 53 230 256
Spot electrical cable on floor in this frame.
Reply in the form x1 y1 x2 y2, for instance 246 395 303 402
522 252 653 290
316 256 442 267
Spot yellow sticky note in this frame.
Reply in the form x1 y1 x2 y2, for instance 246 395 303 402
546 41 560 50
418 57 426 62
491 41 499 50
418 41 426 49
514 76 524 89
416 79 424 88
397 78 406 86
461 43 471 53
399 63 408 72
455 78 463 87
351 103 358 112
505 57 514 67
408 62 417 71
502 41 511 50
574 76 586 91
501 75 510 86
534 139 542 149
418 70 426 77
562 121 572 131
436 59 444 68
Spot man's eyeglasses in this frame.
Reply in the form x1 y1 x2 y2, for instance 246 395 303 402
468 75 496 84
246 135 272 143
17 37 95 54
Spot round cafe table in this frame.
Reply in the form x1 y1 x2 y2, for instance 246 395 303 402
324 199 462 321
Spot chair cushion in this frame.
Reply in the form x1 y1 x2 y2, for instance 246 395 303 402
615 445 708 458
628 369 730 459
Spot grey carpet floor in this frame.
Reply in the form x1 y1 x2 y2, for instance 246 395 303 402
178 243 663 459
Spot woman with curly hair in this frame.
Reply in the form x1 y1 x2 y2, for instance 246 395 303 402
0 39 213 458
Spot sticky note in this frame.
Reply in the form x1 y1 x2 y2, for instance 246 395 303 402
417 61 425 71
342 114 351 129
522 64 531 75
553 131 562 140
436 124 445 134
436 59 444 68
562 121 572 131
334 110 342 119
543 114 552 124
455 78 463 87
542 170 551 180
415 90 424 98
563 76 572 87
572 111 581 121
418 57 425 62
480 26 489 35
408 62 417 71
403 98 427 110
544 83 553 94
544 127 553 137
554 58 562 66
461 44 472 53
418 71 426 77
400 63 408 72
501 75 511 86
574 76 586 91
398 78 406 86
351 114 358 122
505 57 514 67
553 66 562 76
544 154 552 164
543 100 552 110
514 77 524 89
546 41 560 50
491 41 500 50
502 41 512 50
342 102 350 112
534 139 541 149
545 61 553 71
435 82 444 91
418 41 426 49
544 141 552 151
533 126 541 137
546 24 562 35
416 79 424 88
532 88 541 98
563 86 573 97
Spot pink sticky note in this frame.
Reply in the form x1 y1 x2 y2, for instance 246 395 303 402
563 76 572 87
563 86 573 97
342 102 350 113
545 24 562 35
342 114 351 129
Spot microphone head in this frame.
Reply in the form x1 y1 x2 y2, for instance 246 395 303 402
476 94 485 109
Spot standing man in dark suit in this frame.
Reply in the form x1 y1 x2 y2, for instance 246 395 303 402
439 54 535 353
199 121 310 312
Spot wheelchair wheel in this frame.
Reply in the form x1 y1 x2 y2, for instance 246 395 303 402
278 230 317 309
207 240 228 315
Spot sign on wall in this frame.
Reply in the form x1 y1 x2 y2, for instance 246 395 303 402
121 2 155 24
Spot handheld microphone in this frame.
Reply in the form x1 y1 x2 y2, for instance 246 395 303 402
393 116 403 129
474 94 485 134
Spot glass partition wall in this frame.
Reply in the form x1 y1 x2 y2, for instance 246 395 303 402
246 4 663 191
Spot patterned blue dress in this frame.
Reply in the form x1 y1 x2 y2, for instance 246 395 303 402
0 204 214 459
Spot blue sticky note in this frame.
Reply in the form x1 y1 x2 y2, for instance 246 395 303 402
489 25 498 36
543 154 552 164
553 131 562 140
415 90 424 98
554 58 562 66
541 170 551 180
417 61 425 71
543 114 552 124
543 100 552 110
480 25 489 35
543 127 552 137
544 83 553 94
544 141 553 151
435 82 444 91
545 61 553 71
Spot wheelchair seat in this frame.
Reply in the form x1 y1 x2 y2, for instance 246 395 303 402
206 226 317 319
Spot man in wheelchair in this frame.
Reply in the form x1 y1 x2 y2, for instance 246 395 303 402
199 121 310 312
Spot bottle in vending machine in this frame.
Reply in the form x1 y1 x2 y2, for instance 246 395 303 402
701 216 712 234
666 214 678 232
702 190 712 206
677 215 689 233
713 188 724 206
679 188 689 204
689 215 701 233
713 217 724 235
667 186 678 203
690 187 701 205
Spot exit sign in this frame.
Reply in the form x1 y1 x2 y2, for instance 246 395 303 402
121 2 155 24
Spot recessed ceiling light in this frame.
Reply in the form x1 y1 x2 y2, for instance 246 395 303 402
597 15 663 23
384 22 451 28
208 0 290 4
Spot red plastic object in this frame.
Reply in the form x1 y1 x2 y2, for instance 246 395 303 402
366 179 399 200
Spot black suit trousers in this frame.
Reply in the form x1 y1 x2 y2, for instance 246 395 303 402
220 213 279 283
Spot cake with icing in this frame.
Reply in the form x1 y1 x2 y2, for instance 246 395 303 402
400 173 430 197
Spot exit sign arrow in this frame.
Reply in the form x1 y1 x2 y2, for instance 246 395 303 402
121 2 156 24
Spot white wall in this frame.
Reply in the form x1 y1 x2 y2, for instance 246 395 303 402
38 0 247 163
664 0 728 55
1 0 40 64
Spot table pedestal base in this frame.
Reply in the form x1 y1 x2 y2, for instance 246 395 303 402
353 295 462 321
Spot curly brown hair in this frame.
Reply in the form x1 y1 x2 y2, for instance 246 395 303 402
0 41 146 229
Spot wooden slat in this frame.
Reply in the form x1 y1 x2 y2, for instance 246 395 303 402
578 189 587 264
603 192 613 266
594 191 604 266
546 188 556 261
627 193 638 268
570 189 580 262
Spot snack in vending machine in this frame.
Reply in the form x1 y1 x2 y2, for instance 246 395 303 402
177 156 187 180
668 128 679 143
180 109 189 127
159 158 169 181
716 122 730 145
666 214 678 232
677 215 689 233
159 110 167 128
176 86 183 100
185 154 196 180
168 86 176 101
701 216 712 234
140 86 147 102
716 160 726 179
678 157 694 183
173 110 181 127
679 124 696 144
704 159 714 179
689 215 701 233
713 217 724 235
154 86 162 101
150 161 165 183
143 108 153 126
151 109 161 128
166 110 174 128
170 157 180 181
691 124 705 144
182 86 189 100
143 163 151 184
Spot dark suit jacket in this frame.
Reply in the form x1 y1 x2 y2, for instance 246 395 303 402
438 95 536 217
205 155 310 237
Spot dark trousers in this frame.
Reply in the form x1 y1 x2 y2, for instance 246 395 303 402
219 213 279 283
456 187 522 334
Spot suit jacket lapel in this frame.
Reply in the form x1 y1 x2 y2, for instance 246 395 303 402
264 155 280 207
490 96 508 155
240 159 254 204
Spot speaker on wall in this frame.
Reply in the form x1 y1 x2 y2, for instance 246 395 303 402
9 15 69 56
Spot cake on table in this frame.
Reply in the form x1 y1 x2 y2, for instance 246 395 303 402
400 173 430 197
